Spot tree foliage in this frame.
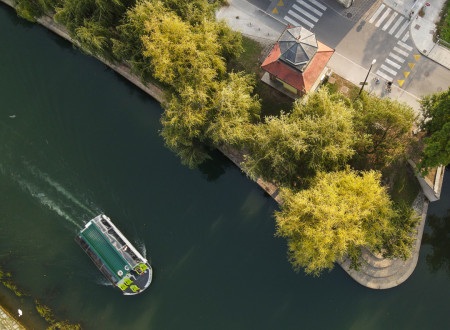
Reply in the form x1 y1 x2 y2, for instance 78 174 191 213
376 202 420 260
160 72 260 167
206 72 260 146
243 88 355 187
54 0 135 59
417 88 450 174
275 169 397 276
14 0 43 21
139 1 225 89
352 92 416 170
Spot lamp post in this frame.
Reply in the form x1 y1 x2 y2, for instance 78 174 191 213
355 59 376 101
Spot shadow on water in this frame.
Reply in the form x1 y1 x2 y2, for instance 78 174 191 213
423 209 450 276
0 2 33 29
197 148 234 182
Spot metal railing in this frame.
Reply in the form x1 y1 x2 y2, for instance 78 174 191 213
436 34 450 49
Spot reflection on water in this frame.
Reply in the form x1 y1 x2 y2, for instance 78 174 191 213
197 149 233 181
423 210 450 276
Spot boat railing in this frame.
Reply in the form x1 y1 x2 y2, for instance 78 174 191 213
91 216 141 269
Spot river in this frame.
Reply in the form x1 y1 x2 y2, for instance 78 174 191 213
0 4 449 330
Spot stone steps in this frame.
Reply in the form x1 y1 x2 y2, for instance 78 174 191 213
338 192 429 289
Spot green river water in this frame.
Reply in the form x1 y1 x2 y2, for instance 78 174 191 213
0 4 449 330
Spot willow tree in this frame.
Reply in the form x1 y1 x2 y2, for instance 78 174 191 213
54 0 135 59
206 72 260 147
14 0 43 21
275 169 397 276
352 92 416 170
417 88 450 175
243 88 355 187
161 73 260 168
159 0 243 60
139 2 226 89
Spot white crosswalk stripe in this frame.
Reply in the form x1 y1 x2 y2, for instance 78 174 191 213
389 16 404 35
284 15 300 27
395 21 409 38
382 12 398 31
398 40 413 51
393 46 409 57
296 0 323 16
288 9 314 28
376 70 393 81
369 5 410 39
293 4 318 22
308 0 326 11
369 4 385 24
385 58 401 69
283 0 327 30
375 8 391 27
389 52 405 63
377 38 414 83
402 31 410 42
381 64 397 76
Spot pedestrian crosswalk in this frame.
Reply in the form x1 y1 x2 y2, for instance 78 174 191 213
375 36 414 82
283 0 327 30
369 4 410 40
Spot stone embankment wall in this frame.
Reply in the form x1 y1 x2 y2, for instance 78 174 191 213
0 0 435 290
0 305 24 330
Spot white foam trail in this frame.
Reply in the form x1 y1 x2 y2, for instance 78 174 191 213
11 173 82 229
135 239 147 259
24 162 97 216
94 276 113 286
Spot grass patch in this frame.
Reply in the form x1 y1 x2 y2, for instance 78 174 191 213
324 73 360 100
389 164 421 206
436 0 450 44
228 37 294 118
228 37 264 74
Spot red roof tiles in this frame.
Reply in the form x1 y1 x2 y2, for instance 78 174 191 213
262 39 334 93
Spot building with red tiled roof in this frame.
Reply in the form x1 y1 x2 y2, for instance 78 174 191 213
261 26 334 96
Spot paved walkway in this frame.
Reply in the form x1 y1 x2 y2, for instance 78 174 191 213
217 0 437 289
340 192 429 289
384 0 450 69
1 0 441 290
0 306 24 330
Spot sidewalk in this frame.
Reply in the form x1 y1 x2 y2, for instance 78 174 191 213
216 0 284 46
327 52 421 113
0 305 24 330
384 0 450 69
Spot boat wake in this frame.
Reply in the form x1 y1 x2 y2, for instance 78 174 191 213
0 159 102 230
24 162 98 217
135 239 147 260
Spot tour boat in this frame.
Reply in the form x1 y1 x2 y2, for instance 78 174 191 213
76 215 152 295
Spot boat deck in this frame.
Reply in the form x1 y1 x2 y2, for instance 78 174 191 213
80 222 130 280
77 215 152 295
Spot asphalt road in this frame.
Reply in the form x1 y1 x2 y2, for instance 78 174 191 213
245 0 450 97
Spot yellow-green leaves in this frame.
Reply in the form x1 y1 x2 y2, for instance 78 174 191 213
352 92 416 170
243 88 355 187
275 169 395 276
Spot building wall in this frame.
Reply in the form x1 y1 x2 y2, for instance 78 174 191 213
277 79 298 94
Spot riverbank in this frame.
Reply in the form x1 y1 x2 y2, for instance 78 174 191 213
0 304 24 330
0 0 432 290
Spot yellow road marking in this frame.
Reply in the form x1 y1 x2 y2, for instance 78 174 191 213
278 0 284 5
414 55 421 61
398 80 405 87
404 72 410 78
408 63 415 69
272 7 279 13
